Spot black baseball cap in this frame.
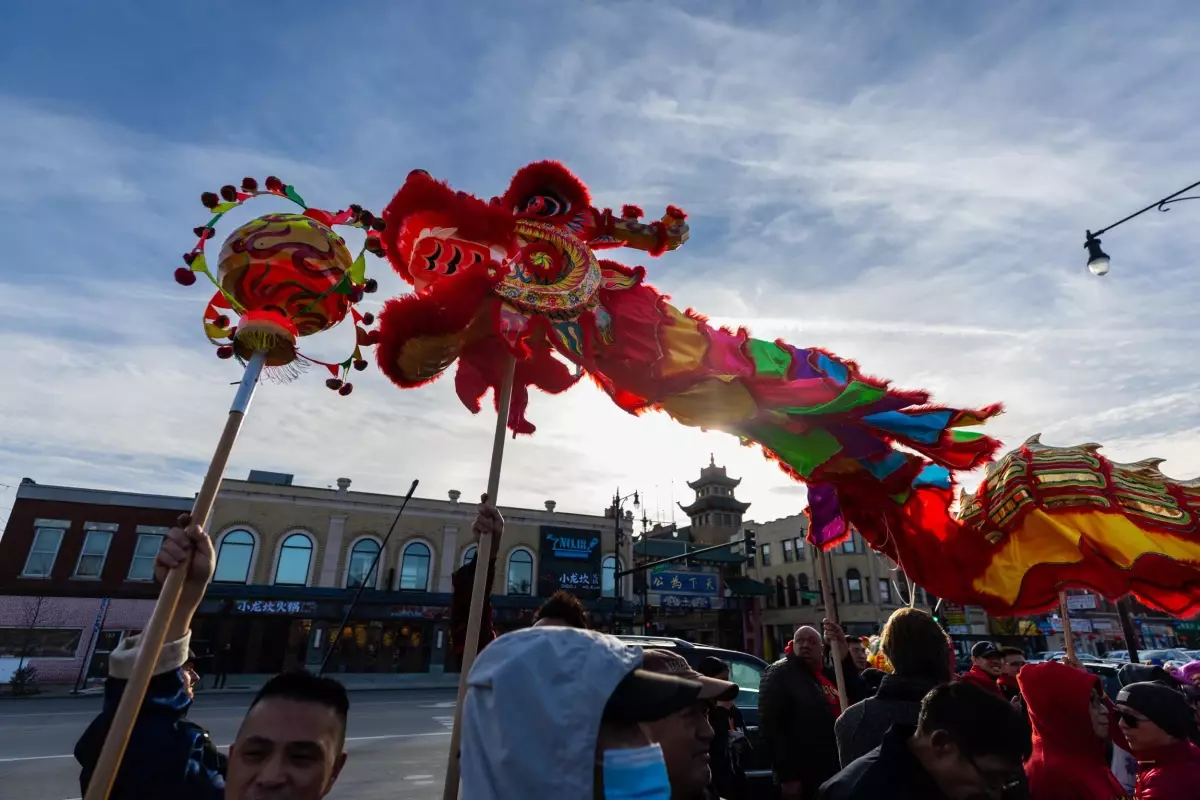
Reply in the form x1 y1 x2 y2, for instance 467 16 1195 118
972 641 1001 658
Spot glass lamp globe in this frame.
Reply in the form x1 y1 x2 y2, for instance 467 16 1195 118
1088 254 1111 276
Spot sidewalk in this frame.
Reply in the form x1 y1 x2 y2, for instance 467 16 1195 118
4 672 462 699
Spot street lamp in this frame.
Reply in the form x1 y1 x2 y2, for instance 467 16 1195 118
611 489 639 631
1084 178 1200 276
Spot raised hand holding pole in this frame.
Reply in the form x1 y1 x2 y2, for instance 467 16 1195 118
816 546 849 713
442 353 517 800
84 349 267 800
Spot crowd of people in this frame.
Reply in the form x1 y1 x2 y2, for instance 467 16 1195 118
72 505 1200 799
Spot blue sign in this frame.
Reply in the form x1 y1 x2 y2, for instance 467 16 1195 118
660 594 714 610
544 532 601 560
649 571 719 596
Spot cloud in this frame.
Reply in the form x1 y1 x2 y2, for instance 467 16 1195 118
3 1 1200 534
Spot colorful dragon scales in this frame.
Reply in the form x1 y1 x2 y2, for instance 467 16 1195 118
373 161 1200 618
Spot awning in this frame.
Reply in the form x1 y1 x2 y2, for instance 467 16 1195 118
725 577 771 596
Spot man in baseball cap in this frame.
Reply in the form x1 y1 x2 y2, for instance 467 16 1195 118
640 650 739 799
460 627 712 799
959 641 1004 697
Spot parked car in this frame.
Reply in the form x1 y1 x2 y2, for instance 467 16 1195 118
1049 652 1107 664
617 635 772 789
1105 650 1130 662
1084 662 1124 701
1138 649 1193 665
1035 650 1066 661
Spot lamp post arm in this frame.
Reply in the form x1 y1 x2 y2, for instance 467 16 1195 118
1092 179 1200 237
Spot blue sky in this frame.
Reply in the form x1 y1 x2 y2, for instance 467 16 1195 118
3 1 1200 531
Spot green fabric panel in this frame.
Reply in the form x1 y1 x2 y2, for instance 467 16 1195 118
778 381 887 416
746 339 792 379
951 430 985 442
745 423 842 478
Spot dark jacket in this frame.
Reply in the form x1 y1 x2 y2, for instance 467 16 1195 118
1132 739 1200 799
451 554 497 657
708 703 748 800
834 674 938 767
818 724 949 800
998 673 1022 702
75 634 225 800
1018 661 1127 800
760 652 866 797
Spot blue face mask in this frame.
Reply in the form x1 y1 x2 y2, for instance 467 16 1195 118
603 743 672 800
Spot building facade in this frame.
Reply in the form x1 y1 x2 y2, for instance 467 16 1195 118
0 479 193 684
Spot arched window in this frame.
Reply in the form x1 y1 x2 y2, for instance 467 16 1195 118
785 574 798 607
346 538 381 588
214 530 255 583
507 549 534 596
602 556 620 597
273 533 313 586
774 577 785 609
764 579 775 608
799 573 812 606
847 568 863 603
462 544 477 566
399 541 432 590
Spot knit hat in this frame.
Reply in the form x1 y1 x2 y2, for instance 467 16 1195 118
1116 682 1198 740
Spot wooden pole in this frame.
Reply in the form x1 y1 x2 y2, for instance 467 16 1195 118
442 354 516 800
1117 596 1141 664
84 350 267 800
1059 591 1077 661
815 547 849 713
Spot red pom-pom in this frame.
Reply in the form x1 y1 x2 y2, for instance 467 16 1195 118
349 287 365 303
194 226 215 240
363 278 379 294
338 383 354 396
665 205 687 220
621 204 644 219
182 252 196 265
216 345 234 359
174 267 197 286
241 177 258 192
365 236 383 254
265 176 284 192
220 185 238 202
213 315 229 328
371 217 386 232
325 378 343 390
200 192 219 209
362 312 375 325
353 360 368 372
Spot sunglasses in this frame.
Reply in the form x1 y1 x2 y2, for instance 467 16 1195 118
1116 710 1144 728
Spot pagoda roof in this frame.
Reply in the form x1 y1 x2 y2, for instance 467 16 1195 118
678 495 752 516
686 456 743 490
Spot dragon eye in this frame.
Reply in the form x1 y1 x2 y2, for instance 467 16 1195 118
521 192 569 218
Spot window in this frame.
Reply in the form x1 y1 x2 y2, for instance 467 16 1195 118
72 528 114 579
602 556 620 597
214 530 256 583
761 543 772 567
399 542 432 590
707 657 763 710
462 544 477 566
794 537 805 560
841 537 856 554
774 577 785 609
127 531 164 581
878 577 892 604
783 539 794 563
764 579 775 608
507 549 534 596
799 573 812 606
785 575 798 607
837 577 846 604
0 628 83 659
273 533 313 586
22 524 67 578
346 538 381 589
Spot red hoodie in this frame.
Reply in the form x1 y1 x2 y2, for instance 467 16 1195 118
1018 661 1129 800
959 665 1003 697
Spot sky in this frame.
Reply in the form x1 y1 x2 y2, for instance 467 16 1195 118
3 0 1200 532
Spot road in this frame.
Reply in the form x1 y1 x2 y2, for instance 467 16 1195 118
0 688 458 800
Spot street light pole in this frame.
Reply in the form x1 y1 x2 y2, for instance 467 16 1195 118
1084 178 1200 275
611 488 639 632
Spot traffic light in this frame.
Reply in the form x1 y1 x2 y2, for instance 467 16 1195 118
743 528 757 558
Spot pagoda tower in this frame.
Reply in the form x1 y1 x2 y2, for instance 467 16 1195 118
678 455 752 546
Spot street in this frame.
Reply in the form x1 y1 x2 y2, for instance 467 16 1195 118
0 688 458 800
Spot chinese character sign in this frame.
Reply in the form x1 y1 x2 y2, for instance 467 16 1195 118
659 594 714 610
648 571 719 597
234 599 315 615
538 525 604 599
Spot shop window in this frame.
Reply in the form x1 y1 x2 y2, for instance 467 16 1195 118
785 574 798 607
22 525 66 578
0 627 82 658
507 549 534 596
399 542 432 590
346 538 381 589
602 556 621 597
214 530 256 583
274 533 313 586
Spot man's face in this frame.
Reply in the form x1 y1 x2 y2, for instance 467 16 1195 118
848 641 869 672
792 628 824 669
975 655 1003 678
1116 704 1175 754
226 697 348 800
643 699 714 796
1001 654 1025 678
1088 690 1109 740
182 663 200 700
925 732 1021 800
